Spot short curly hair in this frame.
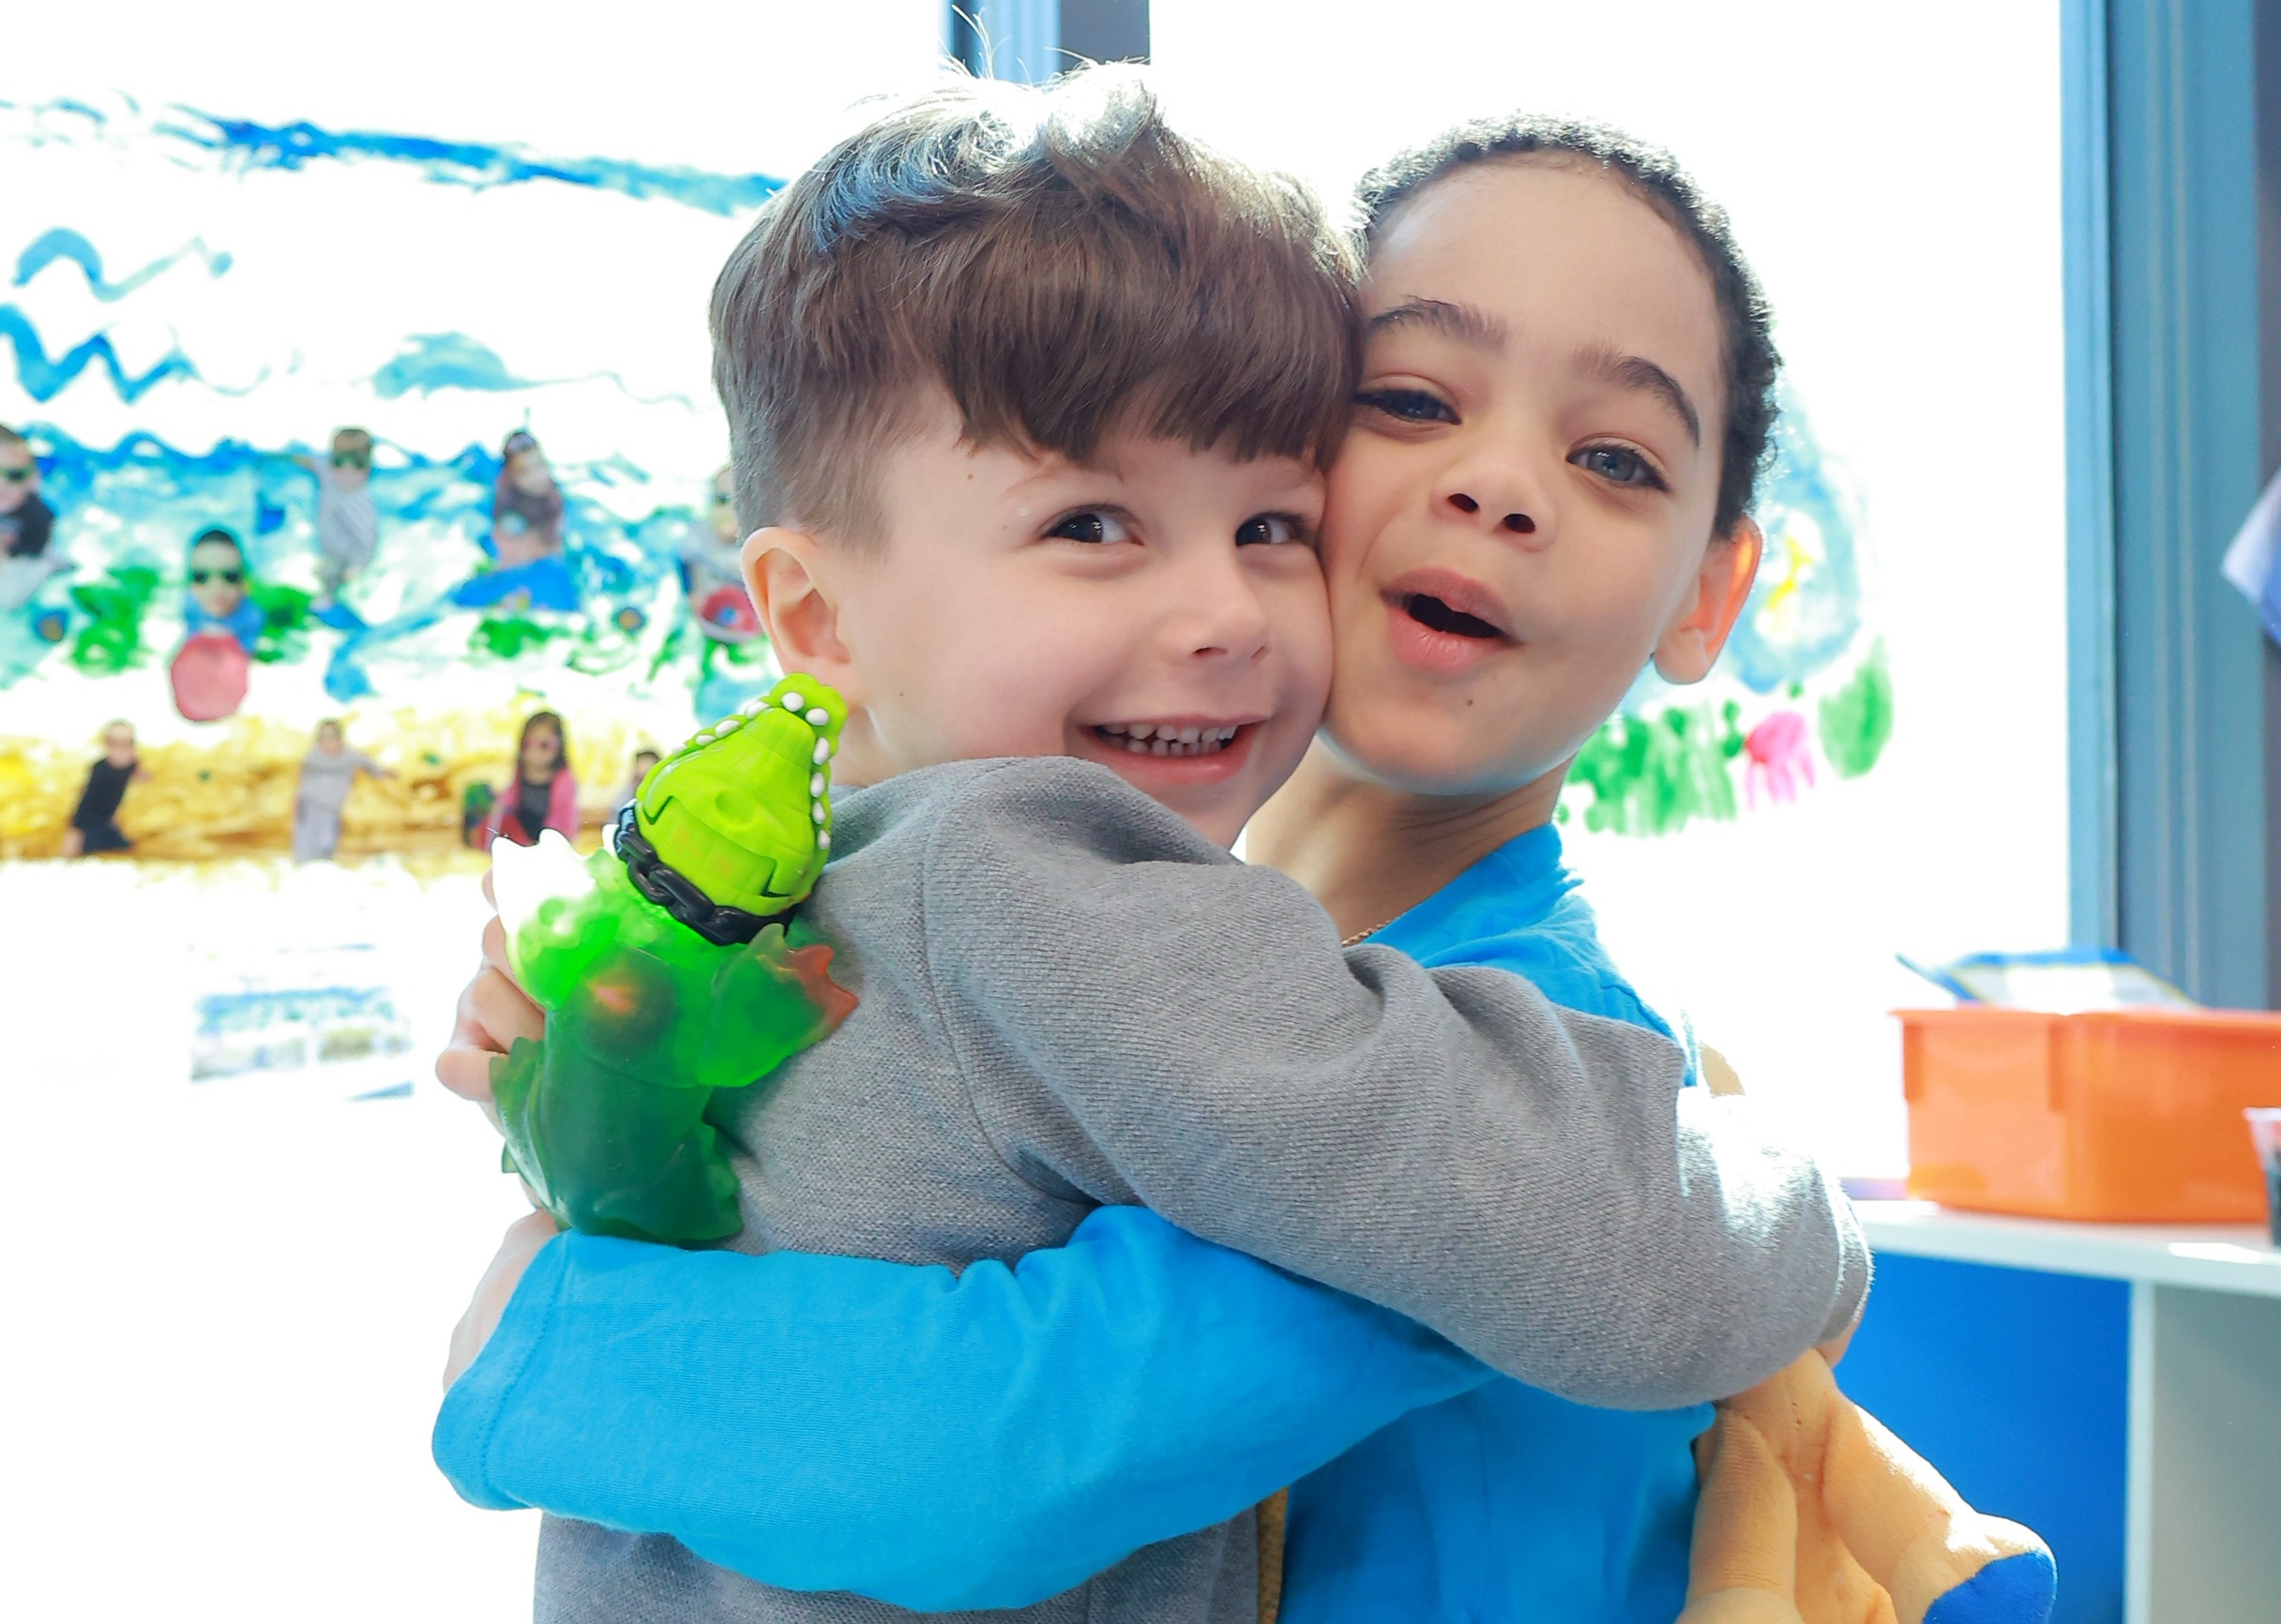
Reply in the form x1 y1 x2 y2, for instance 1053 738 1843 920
1357 116 1780 536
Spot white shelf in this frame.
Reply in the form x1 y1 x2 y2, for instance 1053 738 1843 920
1855 1199 2281 1299
1856 1200 2281 1621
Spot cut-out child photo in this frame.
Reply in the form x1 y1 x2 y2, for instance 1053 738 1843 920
481 710 579 850
493 429 566 569
611 746 660 818
0 423 63 613
295 427 380 623
292 719 392 863
61 718 147 857
459 429 578 613
681 464 763 644
173 526 263 721
434 73 2047 1624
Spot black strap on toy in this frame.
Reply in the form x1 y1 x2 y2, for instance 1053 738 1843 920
613 801 786 947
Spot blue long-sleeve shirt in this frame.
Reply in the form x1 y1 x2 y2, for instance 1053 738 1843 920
1280 826 1708 1623
438 824 1715 1617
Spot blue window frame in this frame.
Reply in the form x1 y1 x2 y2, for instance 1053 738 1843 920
2064 0 2271 1009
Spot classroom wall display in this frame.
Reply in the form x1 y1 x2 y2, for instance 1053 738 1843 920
1151 0 2075 1175
1568 389 1890 838
1 5 2072 1170
0 97 777 727
0 1 945 856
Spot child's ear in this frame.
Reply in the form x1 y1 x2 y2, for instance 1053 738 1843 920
743 526 862 701
1651 516 1763 685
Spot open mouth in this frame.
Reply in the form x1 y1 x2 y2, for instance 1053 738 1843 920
1398 593 1506 640
1091 721 1245 759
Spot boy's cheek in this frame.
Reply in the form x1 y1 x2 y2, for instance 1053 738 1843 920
1276 570 1337 699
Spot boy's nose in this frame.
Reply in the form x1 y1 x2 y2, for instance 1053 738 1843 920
1187 589 1272 662
1445 490 1537 535
1173 558 1273 663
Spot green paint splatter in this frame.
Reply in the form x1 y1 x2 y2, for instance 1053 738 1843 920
469 615 561 661
68 565 159 674
249 581 313 665
566 619 642 677
1818 639 1893 778
647 618 688 684
1566 700 1745 836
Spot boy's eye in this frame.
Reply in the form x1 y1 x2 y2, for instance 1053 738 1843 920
1356 387 1458 425
1234 513 1307 547
1048 509 1134 544
1571 444 1667 490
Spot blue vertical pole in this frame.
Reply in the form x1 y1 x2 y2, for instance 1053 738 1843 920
2064 0 2121 953
2104 0 2269 1006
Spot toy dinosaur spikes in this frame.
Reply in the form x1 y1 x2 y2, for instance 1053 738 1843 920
489 675 856 1245
633 679 846 925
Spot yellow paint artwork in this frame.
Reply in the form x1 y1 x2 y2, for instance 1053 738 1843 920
0 698 647 860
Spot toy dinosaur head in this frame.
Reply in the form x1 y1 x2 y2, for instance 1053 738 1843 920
634 675 845 917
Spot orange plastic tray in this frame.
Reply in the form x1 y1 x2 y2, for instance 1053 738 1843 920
1899 1006 2281 1221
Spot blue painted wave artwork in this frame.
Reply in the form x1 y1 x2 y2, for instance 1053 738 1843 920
370 333 539 399
171 112 783 217
0 422 769 717
370 332 695 410
0 307 202 403
1 298 683 412
2 98 782 219
15 228 234 300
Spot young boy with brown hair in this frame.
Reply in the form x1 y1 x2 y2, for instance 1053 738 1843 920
437 71 1866 1624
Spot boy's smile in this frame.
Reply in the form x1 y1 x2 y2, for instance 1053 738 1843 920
1315 158 1758 800
745 398 1332 849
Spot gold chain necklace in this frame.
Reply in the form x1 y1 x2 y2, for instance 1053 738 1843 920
1341 919 1395 948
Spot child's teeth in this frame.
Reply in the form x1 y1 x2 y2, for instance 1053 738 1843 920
1098 722 1242 755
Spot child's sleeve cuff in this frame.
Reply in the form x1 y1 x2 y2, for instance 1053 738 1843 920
431 1229 569 1511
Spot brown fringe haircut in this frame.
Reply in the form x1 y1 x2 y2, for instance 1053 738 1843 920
710 68 1360 547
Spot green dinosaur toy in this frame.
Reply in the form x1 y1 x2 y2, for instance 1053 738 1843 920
489 674 856 1244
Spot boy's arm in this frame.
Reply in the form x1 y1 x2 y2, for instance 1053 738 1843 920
438 1203 1489 1611
926 759 1868 1410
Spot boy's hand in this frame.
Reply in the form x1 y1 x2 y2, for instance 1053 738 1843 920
444 1208 560 1390
434 871 542 1111
433 922 539 1107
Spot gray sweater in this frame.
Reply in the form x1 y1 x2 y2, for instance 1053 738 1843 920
538 758 1868 1623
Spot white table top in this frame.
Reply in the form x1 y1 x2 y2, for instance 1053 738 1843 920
1857 1200 2281 1299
